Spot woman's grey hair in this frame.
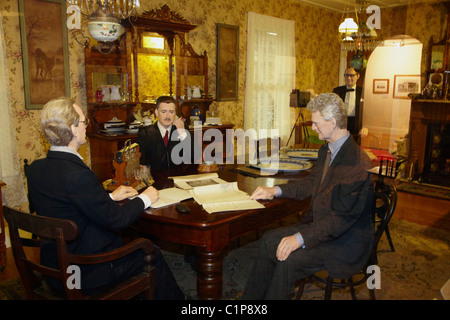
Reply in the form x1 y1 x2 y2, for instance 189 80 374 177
41 97 79 146
306 93 347 129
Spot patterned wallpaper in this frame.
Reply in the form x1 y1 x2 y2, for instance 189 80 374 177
0 0 448 192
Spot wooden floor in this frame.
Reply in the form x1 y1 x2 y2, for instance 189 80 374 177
1 190 449 285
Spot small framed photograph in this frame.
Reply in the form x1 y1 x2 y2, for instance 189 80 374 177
393 75 421 99
373 79 389 94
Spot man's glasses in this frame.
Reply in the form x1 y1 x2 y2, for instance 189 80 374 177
344 74 357 78
78 118 90 127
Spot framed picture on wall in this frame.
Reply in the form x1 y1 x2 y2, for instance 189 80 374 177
216 24 239 101
373 79 389 94
18 0 70 110
393 75 421 99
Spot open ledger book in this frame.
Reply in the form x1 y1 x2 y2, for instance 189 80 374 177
150 187 192 209
171 173 227 190
190 182 265 214
150 173 264 214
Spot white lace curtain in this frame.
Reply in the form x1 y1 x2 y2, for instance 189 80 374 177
0 12 27 208
244 12 295 146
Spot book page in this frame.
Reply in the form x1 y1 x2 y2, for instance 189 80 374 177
151 187 192 209
171 173 227 190
191 182 250 204
202 200 265 214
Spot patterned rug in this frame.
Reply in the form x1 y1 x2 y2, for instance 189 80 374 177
162 218 450 300
1 218 449 300
396 181 450 201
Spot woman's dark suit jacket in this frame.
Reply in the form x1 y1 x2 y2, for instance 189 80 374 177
27 150 146 290
137 122 190 170
279 136 374 278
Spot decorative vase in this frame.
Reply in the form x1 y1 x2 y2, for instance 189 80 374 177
101 85 110 102
191 104 202 123
110 85 122 100
192 86 201 98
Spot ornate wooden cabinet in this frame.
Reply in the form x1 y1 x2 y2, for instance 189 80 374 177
85 5 233 182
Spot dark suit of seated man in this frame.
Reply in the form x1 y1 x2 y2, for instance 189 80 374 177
27 97 184 299
137 96 190 171
242 93 373 300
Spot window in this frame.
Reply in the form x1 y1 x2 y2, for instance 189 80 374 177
244 12 295 146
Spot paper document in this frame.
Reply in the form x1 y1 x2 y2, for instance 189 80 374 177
151 187 192 209
190 182 265 214
171 173 227 190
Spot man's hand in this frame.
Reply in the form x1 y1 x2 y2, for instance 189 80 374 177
141 186 159 204
173 117 185 131
173 117 187 140
111 185 138 201
250 186 278 200
276 235 301 261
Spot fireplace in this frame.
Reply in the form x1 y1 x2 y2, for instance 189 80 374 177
408 100 450 187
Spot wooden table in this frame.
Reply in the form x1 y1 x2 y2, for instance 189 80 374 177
137 163 312 300
0 180 6 271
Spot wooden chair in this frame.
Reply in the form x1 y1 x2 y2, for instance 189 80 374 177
4 205 156 300
23 159 35 214
295 187 397 300
375 158 404 252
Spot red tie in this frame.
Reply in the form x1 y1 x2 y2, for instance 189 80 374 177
163 129 169 147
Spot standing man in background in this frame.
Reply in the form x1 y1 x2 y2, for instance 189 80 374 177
333 67 368 144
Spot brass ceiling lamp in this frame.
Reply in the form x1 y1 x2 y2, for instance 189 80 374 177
66 0 140 54
339 0 380 53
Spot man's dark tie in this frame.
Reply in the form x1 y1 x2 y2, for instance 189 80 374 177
346 88 355 92
163 129 169 147
320 149 331 184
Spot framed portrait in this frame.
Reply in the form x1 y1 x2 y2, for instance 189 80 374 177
373 79 389 94
18 0 70 110
216 24 239 101
393 75 421 99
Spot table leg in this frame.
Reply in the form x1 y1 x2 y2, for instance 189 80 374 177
196 247 223 300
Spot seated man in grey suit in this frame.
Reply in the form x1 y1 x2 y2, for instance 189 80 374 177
137 96 190 171
242 93 373 300
27 97 184 299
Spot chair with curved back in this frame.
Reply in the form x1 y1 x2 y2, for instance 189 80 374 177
295 186 397 300
374 158 403 252
4 205 156 300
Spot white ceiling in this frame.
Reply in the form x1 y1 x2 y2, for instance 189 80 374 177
296 0 445 12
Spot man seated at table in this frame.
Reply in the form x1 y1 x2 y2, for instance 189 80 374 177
137 96 190 171
242 93 373 300
27 97 184 299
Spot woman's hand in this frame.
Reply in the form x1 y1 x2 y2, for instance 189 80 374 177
111 185 138 201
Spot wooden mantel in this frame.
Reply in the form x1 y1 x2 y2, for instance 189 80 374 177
408 99 450 182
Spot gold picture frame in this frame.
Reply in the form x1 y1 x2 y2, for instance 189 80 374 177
373 79 389 94
216 24 239 101
18 0 70 110
393 75 420 99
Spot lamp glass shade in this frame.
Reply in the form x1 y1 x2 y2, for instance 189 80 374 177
339 18 358 34
88 21 124 42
